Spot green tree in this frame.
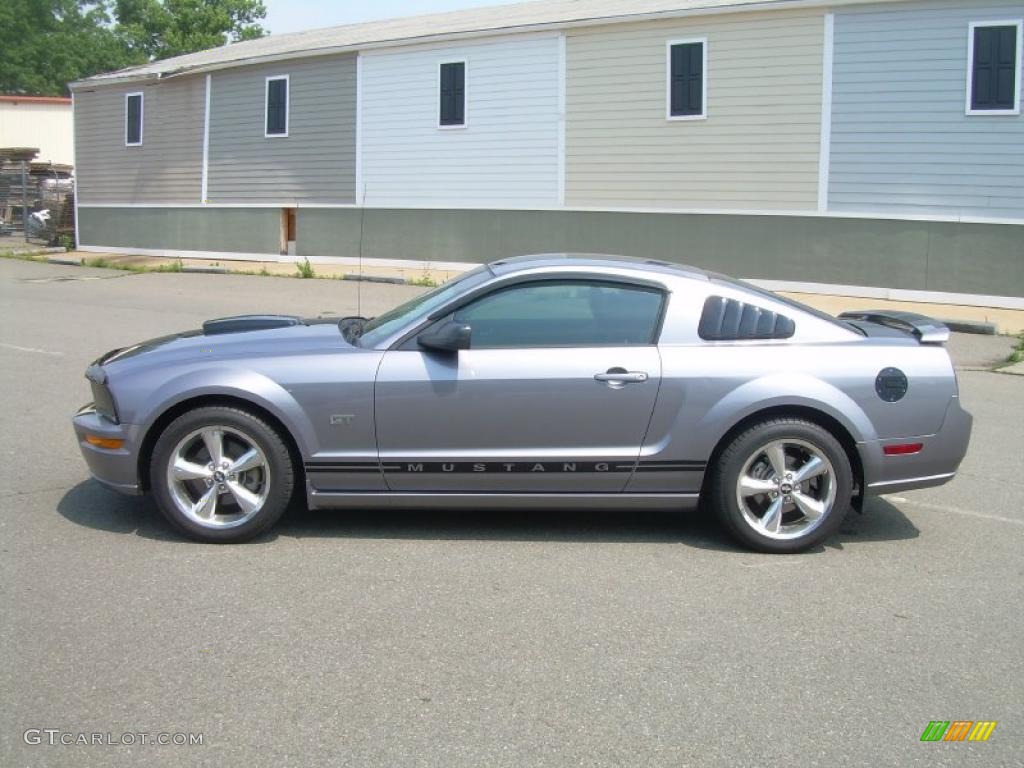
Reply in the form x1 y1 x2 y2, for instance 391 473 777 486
0 0 267 96
0 0 142 96
115 0 266 61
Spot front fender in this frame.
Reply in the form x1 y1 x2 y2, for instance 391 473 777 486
130 367 320 458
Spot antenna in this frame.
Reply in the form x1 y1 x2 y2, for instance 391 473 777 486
356 183 366 317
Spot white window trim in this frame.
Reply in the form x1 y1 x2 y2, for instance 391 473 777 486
965 20 1022 116
265 74 290 137
124 92 143 146
437 58 468 130
666 38 708 121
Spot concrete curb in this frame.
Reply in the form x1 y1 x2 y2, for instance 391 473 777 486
343 273 408 284
941 318 997 335
994 360 1024 376
181 266 228 274
46 256 83 266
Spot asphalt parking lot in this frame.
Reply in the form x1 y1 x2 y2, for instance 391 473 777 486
1 258 1021 767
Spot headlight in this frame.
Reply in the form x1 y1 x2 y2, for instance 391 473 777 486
85 364 119 424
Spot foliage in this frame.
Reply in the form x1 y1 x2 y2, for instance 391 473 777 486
0 0 267 96
408 275 438 288
0 0 141 96
154 257 183 272
296 258 315 279
115 0 266 61
57 233 76 251
1008 335 1024 365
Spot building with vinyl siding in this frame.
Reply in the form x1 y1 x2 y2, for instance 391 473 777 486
70 0 1024 304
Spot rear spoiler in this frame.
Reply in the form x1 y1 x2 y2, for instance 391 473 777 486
838 310 950 344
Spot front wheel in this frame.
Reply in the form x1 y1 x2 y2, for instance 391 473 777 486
710 418 853 553
150 406 295 543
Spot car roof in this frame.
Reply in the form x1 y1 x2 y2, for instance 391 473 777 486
487 253 710 281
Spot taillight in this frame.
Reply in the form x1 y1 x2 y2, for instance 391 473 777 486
883 443 923 456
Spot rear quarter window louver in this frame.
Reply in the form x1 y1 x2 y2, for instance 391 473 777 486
698 296 795 341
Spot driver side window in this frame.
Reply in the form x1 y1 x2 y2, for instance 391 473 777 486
452 281 664 348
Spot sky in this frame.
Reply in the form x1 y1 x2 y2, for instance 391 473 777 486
261 0 515 35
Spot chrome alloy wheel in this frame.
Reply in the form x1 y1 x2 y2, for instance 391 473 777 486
166 426 271 529
734 439 837 540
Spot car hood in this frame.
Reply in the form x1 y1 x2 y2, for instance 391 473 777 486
93 315 359 374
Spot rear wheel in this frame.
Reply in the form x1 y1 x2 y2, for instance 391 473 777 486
710 418 852 553
150 406 294 543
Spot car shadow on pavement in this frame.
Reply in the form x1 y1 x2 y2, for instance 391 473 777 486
58 480 920 553
57 481 182 542
831 497 921 548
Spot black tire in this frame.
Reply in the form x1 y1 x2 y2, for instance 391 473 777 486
149 406 295 543
709 418 853 554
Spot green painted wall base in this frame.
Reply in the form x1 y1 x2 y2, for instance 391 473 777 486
80 206 1024 297
79 207 281 254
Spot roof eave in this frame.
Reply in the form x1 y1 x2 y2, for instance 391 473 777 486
68 0 882 90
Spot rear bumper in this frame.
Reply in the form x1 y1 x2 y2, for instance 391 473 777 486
862 396 973 496
72 405 143 495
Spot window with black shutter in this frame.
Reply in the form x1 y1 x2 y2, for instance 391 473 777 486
125 93 143 146
969 22 1021 113
266 76 289 136
668 40 705 119
439 61 466 127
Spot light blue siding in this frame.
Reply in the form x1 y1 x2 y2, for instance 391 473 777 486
829 0 1024 219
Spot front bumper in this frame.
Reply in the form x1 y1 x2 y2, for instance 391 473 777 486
861 396 973 496
72 404 143 495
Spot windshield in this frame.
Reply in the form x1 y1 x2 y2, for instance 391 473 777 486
358 265 493 348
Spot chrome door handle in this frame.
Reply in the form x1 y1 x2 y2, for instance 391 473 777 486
594 370 648 384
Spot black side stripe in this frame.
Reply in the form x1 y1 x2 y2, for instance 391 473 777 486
305 460 707 474
634 463 707 472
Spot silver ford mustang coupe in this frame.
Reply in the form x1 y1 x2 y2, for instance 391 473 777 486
72 254 971 552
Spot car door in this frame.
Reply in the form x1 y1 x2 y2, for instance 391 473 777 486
374 279 665 492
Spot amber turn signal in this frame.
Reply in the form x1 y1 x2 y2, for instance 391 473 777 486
85 435 125 450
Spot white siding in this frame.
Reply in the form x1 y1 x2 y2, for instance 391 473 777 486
829 0 1024 218
360 34 561 207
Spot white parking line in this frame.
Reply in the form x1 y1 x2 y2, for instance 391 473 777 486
0 342 63 357
889 496 1023 527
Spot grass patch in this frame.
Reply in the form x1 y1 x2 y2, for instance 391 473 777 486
1007 334 1024 365
0 249 50 263
5 249 405 285
408 275 438 288
296 258 315 279
81 256 186 274
153 258 184 273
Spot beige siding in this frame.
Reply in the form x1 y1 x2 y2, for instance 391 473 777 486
74 78 204 204
566 10 825 210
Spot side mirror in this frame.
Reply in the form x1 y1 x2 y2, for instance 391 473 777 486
417 320 471 352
